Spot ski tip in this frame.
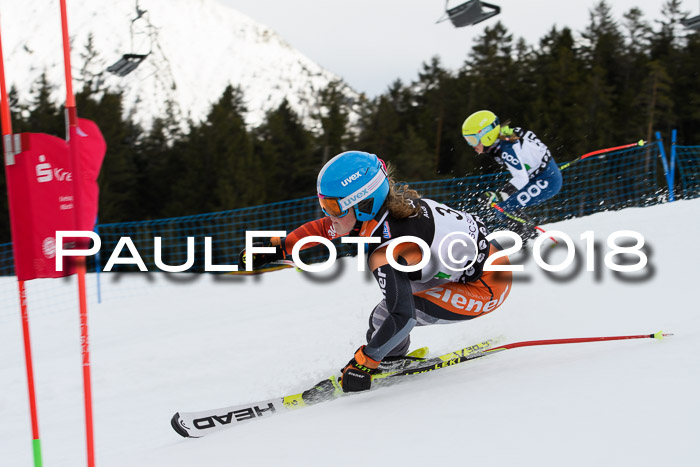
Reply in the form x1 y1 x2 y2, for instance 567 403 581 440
171 412 191 438
652 330 673 340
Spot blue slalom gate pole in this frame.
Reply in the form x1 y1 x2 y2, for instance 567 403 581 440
670 129 677 201
94 216 102 304
656 131 675 202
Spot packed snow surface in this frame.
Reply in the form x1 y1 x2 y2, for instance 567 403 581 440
1 199 699 466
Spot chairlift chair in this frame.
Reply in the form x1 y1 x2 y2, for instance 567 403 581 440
107 1 151 77
438 0 501 28
107 53 149 77
682 14 700 31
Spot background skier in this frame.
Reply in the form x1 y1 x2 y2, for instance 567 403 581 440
462 110 562 238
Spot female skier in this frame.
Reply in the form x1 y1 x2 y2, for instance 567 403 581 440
461 110 562 237
240 151 512 393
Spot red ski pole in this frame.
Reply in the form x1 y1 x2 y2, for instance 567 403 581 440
393 331 673 378
485 331 673 355
487 140 646 238
558 140 646 171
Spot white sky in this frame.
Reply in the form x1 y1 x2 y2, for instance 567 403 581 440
217 0 700 97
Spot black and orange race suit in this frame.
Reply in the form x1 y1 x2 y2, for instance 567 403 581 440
275 198 511 361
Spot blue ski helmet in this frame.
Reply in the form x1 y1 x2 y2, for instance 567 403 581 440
317 151 390 222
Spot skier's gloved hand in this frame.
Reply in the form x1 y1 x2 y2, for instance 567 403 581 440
500 182 518 198
340 346 380 393
482 190 509 206
238 241 284 270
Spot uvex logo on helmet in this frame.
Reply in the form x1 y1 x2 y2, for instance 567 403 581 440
341 170 362 187
339 187 371 210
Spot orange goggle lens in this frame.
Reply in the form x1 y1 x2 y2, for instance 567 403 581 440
318 196 349 218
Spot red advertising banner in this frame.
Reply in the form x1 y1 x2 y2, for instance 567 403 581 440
71 118 106 231
3 118 105 281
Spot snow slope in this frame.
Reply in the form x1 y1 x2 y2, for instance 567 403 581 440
1 199 699 466
0 0 358 129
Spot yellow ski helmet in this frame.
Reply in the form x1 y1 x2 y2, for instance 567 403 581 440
462 110 501 147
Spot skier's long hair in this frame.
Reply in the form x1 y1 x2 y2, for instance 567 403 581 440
497 120 520 142
384 163 423 219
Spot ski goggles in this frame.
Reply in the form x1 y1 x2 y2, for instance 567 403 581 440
318 195 351 218
318 162 387 218
463 118 500 147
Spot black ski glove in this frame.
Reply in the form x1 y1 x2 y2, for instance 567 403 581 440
340 346 380 393
238 241 284 270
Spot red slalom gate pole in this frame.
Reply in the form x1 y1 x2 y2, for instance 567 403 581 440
59 1 75 110
76 256 94 467
0 18 44 467
18 282 44 466
59 1 95 466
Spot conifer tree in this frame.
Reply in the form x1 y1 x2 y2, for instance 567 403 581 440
166 85 260 215
651 0 696 142
134 100 182 219
580 2 622 149
77 33 106 96
255 98 315 200
315 79 350 165
463 21 522 117
676 30 700 143
79 90 141 223
620 8 654 141
529 27 587 160
8 85 27 133
641 60 674 144
26 72 63 137
413 57 451 176
391 126 434 181
356 80 409 169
